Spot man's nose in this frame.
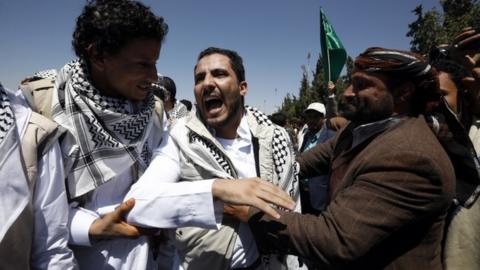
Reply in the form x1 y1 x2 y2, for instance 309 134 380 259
146 66 158 84
343 85 355 97
201 73 216 91
204 73 216 86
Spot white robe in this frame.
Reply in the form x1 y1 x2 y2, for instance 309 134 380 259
68 118 220 270
4 89 76 269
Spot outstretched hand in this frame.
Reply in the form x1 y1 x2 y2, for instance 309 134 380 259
454 27 480 55
212 178 295 220
89 199 158 241
328 116 348 131
224 204 250 223
327 80 336 96
451 27 480 70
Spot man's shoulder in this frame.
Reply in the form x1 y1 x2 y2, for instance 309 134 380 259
372 116 452 165
386 116 437 144
28 111 59 132
168 111 202 139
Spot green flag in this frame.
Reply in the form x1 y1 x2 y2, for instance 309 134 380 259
320 8 347 83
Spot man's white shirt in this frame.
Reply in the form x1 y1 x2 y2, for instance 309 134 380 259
126 114 260 269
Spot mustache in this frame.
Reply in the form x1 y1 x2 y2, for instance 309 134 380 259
202 88 221 98
344 95 359 106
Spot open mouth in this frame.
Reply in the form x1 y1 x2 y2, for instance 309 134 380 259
204 96 223 113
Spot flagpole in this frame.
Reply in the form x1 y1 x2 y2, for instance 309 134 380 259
319 7 346 103
327 47 332 82
324 10 332 82
321 9 332 97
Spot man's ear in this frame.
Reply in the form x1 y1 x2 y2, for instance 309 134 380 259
86 44 105 71
394 82 414 104
239 81 248 97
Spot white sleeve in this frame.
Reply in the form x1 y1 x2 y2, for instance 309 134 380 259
126 132 223 229
31 142 78 270
67 203 99 247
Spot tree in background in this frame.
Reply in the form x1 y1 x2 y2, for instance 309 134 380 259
277 0 480 126
278 8 349 124
407 0 480 55
278 53 352 123
278 64 313 123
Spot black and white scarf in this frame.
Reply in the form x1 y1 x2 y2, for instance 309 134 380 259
167 100 188 122
179 105 300 203
52 60 155 198
171 106 302 269
0 85 30 241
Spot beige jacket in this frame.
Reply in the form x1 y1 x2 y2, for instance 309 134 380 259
169 107 300 270
0 112 63 270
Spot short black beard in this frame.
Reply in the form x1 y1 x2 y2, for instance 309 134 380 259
342 95 394 125
204 97 244 130
341 96 359 121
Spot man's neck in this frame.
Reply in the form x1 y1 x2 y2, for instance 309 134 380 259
215 109 244 139
89 68 119 98
215 121 241 140
165 100 174 112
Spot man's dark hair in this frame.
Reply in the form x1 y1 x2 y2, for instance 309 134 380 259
428 45 470 90
269 112 287 127
73 0 168 61
196 47 245 82
157 76 176 101
180 99 193 111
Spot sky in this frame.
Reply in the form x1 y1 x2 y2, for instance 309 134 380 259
0 0 440 114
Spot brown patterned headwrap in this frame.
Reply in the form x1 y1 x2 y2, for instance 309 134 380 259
355 47 432 77
354 47 440 114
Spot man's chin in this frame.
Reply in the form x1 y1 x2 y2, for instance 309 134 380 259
130 92 149 102
204 115 227 129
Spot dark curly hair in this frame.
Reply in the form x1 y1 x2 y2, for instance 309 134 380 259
158 76 176 100
72 0 168 61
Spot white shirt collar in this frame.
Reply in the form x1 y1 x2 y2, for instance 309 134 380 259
216 113 251 150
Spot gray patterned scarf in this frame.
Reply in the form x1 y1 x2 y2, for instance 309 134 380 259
52 60 155 198
168 101 188 122
170 106 301 269
182 105 300 202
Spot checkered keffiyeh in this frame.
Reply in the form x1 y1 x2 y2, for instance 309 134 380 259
52 60 155 198
171 105 301 269
246 106 300 201
186 106 300 202
0 86 15 144
168 100 188 122
33 69 57 80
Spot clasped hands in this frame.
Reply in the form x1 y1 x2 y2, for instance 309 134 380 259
89 177 295 239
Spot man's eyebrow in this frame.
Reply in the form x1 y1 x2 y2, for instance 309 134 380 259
211 68 227 72
351 75 368 82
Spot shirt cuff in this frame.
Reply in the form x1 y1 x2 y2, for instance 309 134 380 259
68 205 99 246
127 179 221 229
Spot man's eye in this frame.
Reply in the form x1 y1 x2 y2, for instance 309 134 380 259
194 75 204 84
353 81 366 90
212 70 227 77
136 63 147 68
